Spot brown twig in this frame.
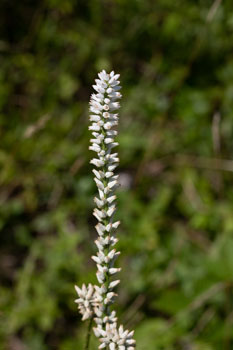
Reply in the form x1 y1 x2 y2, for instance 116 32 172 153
175 154 233 173
212 112 221 155
24 114 51 138
207 0 222 22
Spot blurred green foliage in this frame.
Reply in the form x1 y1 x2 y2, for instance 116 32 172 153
1 0 233 349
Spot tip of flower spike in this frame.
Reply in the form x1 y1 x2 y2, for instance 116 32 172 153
98 70 109 81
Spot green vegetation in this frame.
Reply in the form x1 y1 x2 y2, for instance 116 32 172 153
1 0 233 349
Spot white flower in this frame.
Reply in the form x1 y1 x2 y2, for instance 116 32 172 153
74 70 135 349
89 70 122 299
74 283 101 321
95 323 136 350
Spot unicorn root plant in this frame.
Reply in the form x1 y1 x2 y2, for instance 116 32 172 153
74 70 136 350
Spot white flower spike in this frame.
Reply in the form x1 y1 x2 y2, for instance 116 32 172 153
74 70 135 349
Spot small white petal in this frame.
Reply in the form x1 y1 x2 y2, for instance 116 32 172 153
107 195 116 204
107 152 117 158
99 150 106 156
90 115 101 122
107 130 118 136
109 157 119 164
112 85 121 91
92 132 105 140
93 84 105 94
109 268 121 275
109 142 119 149
82 311 91 320
90 138 101 144
94 197 105 208
89 145 101 152
98 250 106 261
109 280 120 289
95 223 105 236
89 124 101 131
95 239 104 251
97 189 104 200
94 178 105 190
74 285 82 295
108 164 117 172
96 271 105 283
98 70 109 81
93 327 101 337
110 80 120 87
109 102 120 110
110 237 119 246
108 180 117 189
108 249 116 259
95 79 107 88
90 159 104 167
112 221 120 229
105 138 114 144
93 211 102 222
107 205 116 217
94 208 106 219
92 169 102 179
92 255 101 264
104 122 113 130
90 106 101 114
109 343 116 350
128 330 135 337
90 100 103 110
103 112 110 118
106 292 116 300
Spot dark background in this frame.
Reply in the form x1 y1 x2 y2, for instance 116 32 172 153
1 0 233 349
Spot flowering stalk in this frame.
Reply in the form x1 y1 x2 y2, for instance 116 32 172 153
75 70 135 350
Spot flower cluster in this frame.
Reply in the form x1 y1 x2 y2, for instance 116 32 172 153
75 70 135 349
94 323 135 350
74 284 101 321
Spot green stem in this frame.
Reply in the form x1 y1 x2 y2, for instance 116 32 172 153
84 316 93 350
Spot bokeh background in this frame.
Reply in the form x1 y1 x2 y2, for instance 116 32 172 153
1 0 233 349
